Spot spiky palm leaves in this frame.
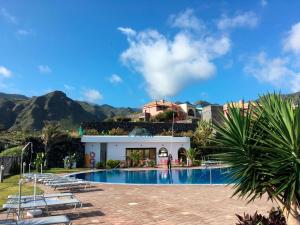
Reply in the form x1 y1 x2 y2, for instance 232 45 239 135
214 94 300 224
184 148 200 166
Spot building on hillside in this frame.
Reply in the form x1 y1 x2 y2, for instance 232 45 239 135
82 128 190 168
179 102 200 119
142 100 200 122
223 100 257 117
142 100 185 121
202 105 224 125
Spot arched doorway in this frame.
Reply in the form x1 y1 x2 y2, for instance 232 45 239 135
158 147 168 157
178 148 187 164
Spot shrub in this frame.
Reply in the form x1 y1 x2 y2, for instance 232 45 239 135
96 162 105 169
193 160 201 166
106 160 120 169
0 146 22 157
63 153 78 169
85 129 99 135
34 152 46 172
236 208 286 225
149 160 156 167
151 110 177 122
108 128 128 135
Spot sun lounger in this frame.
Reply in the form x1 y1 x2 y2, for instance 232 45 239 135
3 197 82 210
3 197 82 217
49 181 90 190
45 178 82 184
25 173 53 179
0 219 15 225
8 193 74 200
0 215 71 225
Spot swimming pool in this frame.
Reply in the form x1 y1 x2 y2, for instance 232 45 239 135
71 168 232 184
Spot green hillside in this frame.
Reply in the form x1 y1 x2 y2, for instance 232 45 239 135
0 91 140 130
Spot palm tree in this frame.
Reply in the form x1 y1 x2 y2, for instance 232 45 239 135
129 151 142 167
41 121 67 167
184 148 200 166
213 93 300 225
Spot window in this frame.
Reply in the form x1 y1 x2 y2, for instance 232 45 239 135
188 109 195 116
126 148 156 161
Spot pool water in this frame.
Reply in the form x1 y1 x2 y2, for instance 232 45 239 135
71 168 232 184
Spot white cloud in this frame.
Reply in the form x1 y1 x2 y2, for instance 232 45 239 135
283 22 300 55
1 8 17 24
64 84 75 91
0 66 12 78
83 89 103 103
168 8 205 31
245 52 300 92
109 74 123 84
261 0 268 7
118 27 136 36
38 65 52 74
119 10 230 99
217 11 259 30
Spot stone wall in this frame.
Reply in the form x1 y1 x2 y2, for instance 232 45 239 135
81 122 197 135
0 156 19 175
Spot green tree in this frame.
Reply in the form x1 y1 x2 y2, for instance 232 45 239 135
184 148 200 166
192 120 213 154
213 93 300 225
152 110 177 122
41 122 68 167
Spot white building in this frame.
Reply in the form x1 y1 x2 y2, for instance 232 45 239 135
81 135 190 168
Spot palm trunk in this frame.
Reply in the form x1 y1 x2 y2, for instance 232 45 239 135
44 143 49 168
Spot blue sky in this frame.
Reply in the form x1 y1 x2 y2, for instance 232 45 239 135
0 0 300 107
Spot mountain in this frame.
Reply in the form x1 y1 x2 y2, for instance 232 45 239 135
257 92 300 104
0 91 140 131
283 92 300 104
0 92 29 101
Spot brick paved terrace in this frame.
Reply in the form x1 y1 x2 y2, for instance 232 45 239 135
0 183 276 225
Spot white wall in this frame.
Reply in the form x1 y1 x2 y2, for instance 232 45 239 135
85 141 189 163
83 136 190 166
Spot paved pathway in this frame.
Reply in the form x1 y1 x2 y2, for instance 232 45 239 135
20 184 276 225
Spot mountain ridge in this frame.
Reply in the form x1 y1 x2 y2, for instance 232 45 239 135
0 90 140 131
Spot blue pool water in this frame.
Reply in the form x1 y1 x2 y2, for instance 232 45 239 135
71 168 232 184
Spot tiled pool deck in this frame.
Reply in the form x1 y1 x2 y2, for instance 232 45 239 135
1 183 275 225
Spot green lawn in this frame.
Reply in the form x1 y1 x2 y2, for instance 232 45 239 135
0 175 43 208
0 168 87 208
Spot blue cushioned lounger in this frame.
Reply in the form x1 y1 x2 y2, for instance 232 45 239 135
0 215 70 225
